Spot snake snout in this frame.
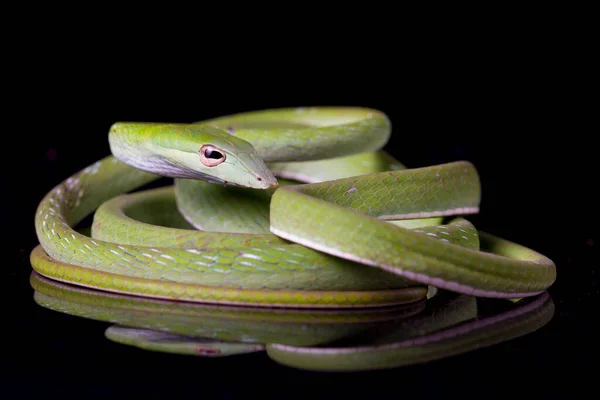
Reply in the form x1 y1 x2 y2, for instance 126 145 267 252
252 171 278 189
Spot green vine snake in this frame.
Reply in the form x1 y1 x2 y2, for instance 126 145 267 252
32 107 556 307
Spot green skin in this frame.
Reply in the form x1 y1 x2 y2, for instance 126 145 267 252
30 272 554 370
32 107 556 307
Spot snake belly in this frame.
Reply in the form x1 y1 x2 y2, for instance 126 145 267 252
31 107 556 307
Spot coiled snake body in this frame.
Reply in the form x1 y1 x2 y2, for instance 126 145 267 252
32 107 556 307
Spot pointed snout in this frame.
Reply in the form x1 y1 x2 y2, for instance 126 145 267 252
240 166 277 189
253 170 278 189
240 152 278 189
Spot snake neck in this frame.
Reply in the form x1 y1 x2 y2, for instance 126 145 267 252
108 130 202 180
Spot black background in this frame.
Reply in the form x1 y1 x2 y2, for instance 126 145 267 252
3 17 596 399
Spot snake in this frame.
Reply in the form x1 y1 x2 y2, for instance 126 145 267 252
31 106 557 308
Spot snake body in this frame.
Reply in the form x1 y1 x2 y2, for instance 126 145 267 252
31 107 556 307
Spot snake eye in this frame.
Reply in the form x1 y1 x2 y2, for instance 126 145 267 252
199 145 226 167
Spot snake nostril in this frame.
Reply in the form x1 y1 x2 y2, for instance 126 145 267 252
257 177 262 181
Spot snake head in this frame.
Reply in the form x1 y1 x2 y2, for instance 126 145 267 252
191 126 278 189
109 123 278 189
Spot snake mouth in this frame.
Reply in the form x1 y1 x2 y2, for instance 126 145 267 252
219 174 278 190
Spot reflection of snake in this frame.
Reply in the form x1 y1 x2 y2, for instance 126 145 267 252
30 272 554 370
31 107 556 307
30 272 425 352
267 292 554 371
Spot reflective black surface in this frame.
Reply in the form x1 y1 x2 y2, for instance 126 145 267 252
5 60 595 398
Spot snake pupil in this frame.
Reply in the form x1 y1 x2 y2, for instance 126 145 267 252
205 148 223 159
